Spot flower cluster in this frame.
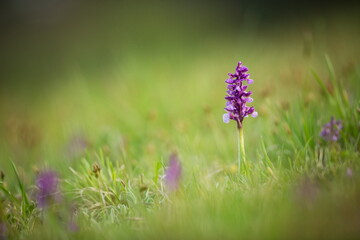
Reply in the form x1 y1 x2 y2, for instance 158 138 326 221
223 62 257 128
36 171 61 208
320 117 342 142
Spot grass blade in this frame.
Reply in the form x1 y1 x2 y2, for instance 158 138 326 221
10 160 29 206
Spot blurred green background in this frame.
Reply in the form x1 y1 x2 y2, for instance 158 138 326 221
1 1 359 166
1 1 360 239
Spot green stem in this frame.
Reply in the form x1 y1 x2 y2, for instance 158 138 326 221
238 127 246 174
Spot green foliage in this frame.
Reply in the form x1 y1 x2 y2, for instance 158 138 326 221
65 149 166 224
0 161 36 237
0 14 360 239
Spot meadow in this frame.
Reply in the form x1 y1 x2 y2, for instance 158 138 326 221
0 4 360 239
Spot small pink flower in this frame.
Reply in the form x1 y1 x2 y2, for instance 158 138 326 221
164 153 182 192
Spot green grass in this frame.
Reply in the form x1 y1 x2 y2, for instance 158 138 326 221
1 10 360 239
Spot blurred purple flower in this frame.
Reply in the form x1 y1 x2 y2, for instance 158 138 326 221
296 178 319 204
36 170 61 208
164 153 182 192
0 222 6 240
320 117 342 142
68 220 79 233
223 61 257 129
346 168 353 178
68 205 79 232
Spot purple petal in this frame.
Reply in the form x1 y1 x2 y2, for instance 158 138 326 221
247 107 255 114
225 79 235 84
243 91 252 97
245 97 253 103
247 79 254 84
223 113 230 123
237 66 249 72
225 104 235 111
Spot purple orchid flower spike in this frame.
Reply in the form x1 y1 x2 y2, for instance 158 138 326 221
320 117 342 142
223 61 257 129
164 153 182 192
36 170 62 208
223 61 257 173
